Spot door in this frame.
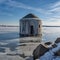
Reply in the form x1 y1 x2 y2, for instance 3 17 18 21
30 26 34 35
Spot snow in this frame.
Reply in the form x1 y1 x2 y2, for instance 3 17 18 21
39 43 60 60
51 43 60 53
0 53 24 60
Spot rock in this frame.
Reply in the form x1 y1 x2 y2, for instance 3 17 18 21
55 38 60 43
52 43 57 48
33 44 49 60
54 50 60 56
44 42 52 45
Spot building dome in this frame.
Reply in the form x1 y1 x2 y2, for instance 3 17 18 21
23 13 39 18
20 13 41 21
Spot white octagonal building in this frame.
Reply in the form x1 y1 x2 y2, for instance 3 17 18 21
20 13 42 37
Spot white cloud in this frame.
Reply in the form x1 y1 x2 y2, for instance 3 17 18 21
5 0 60 26
50 7 60 12
43 16 60 26
0 0 60 16
0 0 52 17
43 21 60 26
51 1 60 8
49 1 60 12
42 1 60 26
4 0 51 15
0 0 7 3
0 0 60 26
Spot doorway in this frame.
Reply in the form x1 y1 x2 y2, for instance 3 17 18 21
30 25 34 35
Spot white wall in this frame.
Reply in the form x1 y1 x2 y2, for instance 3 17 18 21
20 18 42 36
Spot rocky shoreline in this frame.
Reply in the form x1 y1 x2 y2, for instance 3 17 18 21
0 38 59 60
33 38 60 60
19 38 60 60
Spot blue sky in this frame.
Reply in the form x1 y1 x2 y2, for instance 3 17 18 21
0 0 60 26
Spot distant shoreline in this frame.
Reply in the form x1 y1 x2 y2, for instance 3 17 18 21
43 25 60 27
0 25 19 27
0 25 60 27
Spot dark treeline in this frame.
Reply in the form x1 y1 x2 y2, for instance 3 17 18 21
43 25 60 27
0 25 19 27
0 25 60 27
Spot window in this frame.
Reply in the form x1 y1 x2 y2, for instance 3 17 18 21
39 25 40 28
22 22 25 32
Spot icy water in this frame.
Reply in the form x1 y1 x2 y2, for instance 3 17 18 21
0 27 19 52
43 27 60 42
0 27 60 53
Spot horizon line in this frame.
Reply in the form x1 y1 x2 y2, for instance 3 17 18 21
0 25 60 27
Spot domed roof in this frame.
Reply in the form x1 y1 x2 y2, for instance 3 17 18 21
23 13 38 18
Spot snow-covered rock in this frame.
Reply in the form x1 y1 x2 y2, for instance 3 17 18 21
33 44 49 60
39 43 60 60
55 38 60 43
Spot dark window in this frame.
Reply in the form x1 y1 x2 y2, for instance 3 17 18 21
20 26 21 32
22 22 25 32
39 25 40 28
30 26 34 35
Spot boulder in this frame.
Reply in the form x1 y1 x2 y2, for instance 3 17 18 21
52 43 57 48
44 42 52 45
54 49 60 56
33 44 49 60
55 38 60 43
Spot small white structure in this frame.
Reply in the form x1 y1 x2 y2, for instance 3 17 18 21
20 13 42 37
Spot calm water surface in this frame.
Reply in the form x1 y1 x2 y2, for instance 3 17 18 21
0 27 60 52
43 27 60 42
